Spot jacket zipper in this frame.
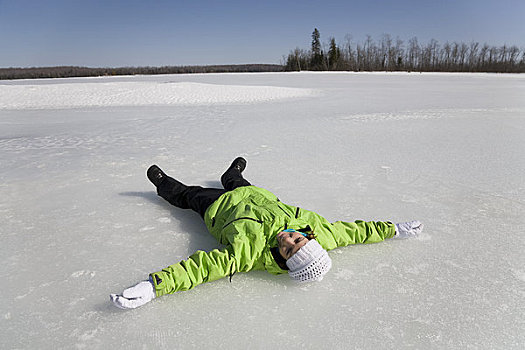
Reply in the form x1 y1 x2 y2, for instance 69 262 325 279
223 216 263 229
295 207 300 218
277 203 291 218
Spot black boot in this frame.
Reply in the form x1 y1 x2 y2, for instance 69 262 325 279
221 157 250 191
228 157 247 173
147 165 167 187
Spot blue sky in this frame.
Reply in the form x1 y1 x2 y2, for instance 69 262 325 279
1 0 524 67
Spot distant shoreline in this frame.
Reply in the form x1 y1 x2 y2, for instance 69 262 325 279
2 64 523 81
0 64 285 80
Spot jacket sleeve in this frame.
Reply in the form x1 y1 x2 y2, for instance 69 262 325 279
149 247 237 297
149 219 266 297
330 220 396 247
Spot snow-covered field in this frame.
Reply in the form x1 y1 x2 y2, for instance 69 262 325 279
1 72 524 349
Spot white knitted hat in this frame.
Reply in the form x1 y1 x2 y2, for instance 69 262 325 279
286 240 332 282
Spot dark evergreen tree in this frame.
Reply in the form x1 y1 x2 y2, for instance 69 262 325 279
310 28 323 70
328 37 341 70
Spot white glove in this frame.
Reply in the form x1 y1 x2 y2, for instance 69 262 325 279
394 221 424 239
110 280 156 309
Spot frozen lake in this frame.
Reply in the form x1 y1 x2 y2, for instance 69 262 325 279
1 72 524 349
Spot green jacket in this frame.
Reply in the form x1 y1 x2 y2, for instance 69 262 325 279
150 186 395 297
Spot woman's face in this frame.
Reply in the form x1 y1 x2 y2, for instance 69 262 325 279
277 230 308 260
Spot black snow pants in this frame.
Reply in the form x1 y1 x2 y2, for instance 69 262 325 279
156 165 251 218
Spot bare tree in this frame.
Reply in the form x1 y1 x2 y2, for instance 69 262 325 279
407 37 420 71
468 42 480 71
508 45 520 72
342 34 356 70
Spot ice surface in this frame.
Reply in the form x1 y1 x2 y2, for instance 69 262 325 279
1 72 524 349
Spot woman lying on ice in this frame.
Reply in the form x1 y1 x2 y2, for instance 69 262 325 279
110 157 423 309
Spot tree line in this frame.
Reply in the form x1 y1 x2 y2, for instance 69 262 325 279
3 29 523 80
0 64 283 80
284 28 525 73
